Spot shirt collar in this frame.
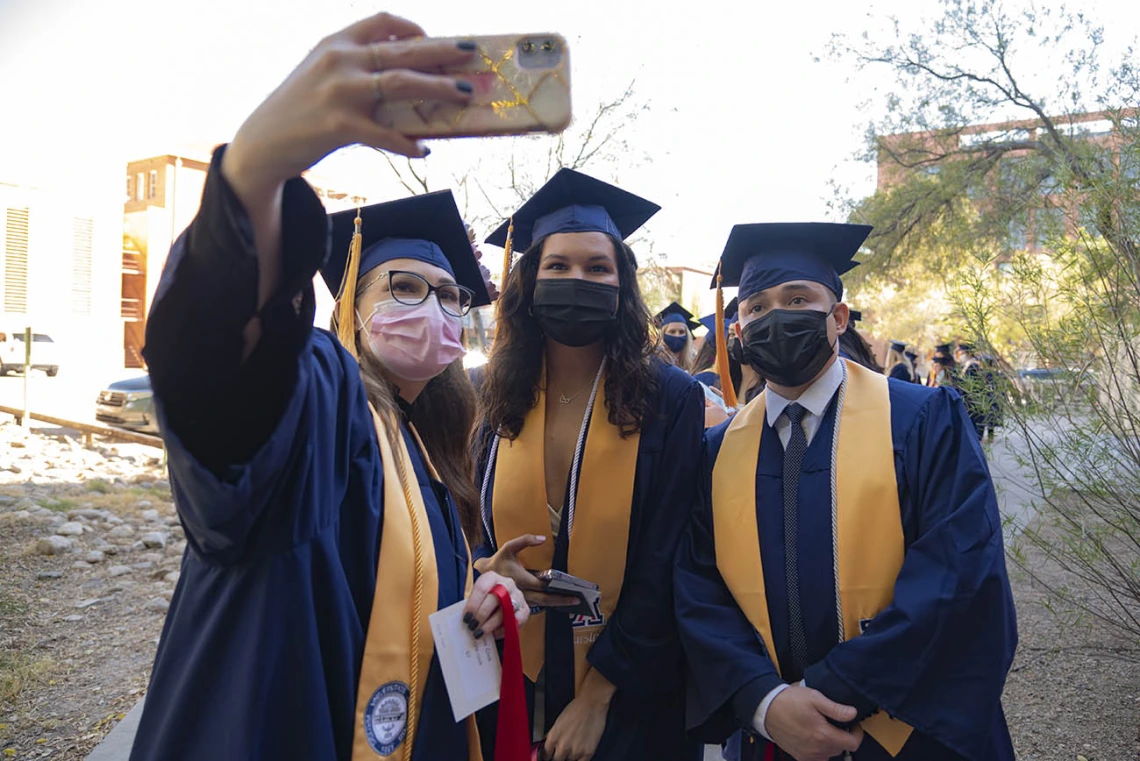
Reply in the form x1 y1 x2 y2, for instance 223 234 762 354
765 357 846 427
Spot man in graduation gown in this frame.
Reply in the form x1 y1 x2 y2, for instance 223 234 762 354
675 222 1017 761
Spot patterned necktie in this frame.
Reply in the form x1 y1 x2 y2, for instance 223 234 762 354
782 402 810 682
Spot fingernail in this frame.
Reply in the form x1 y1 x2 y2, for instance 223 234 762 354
474 628 484 639
535 535 545 541
463 612 474 625
421 146 431 157
456 80 474 94
456 40 477 51
467 618 478 631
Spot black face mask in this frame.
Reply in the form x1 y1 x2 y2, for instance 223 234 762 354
741 307 835 387
532 279 620 347
727 334 744 365
663 334 688 353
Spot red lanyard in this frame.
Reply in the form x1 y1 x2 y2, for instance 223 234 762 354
490 584 533 761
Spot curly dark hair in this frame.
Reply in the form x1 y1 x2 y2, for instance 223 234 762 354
481 235 657 440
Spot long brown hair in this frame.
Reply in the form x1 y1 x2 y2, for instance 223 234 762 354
481 235 657 440
333 311 483 546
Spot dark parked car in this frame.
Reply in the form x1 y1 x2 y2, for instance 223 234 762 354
96 375 158 434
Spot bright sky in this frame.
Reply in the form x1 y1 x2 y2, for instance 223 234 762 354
1 0 1136 272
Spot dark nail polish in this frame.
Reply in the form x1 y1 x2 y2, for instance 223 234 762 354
456 80 474 94
456 40 477 51
474 628 484 639
463 612 474 624
467 618 478 631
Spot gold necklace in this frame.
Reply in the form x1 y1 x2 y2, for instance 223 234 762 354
558 383 588 405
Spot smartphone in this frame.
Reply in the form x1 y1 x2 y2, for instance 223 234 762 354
374 33 572 139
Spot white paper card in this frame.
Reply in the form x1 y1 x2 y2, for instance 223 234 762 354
429 599 502 722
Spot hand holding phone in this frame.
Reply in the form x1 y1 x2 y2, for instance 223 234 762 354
374 33 572 139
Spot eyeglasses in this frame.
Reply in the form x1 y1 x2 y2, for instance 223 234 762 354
366 270 474 317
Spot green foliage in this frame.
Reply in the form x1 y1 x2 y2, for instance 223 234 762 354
837 0 1140 643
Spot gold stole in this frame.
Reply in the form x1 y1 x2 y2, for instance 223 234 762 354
491 371 640 692
351 408 482 760
711 360 914 756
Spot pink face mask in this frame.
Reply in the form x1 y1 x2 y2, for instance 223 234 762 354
366 300 465 382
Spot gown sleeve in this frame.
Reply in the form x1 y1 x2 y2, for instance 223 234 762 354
803 387 1017 760
143 145 328 473
586 375 706 695
673 426 785 742
142 146 349 562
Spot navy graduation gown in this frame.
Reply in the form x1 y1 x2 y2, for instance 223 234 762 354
474 362 705 761
130 150 472 761
675 379 1017 761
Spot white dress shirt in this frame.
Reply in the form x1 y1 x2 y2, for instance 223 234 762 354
751 358 845 740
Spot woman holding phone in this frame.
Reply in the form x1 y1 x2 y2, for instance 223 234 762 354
129 13 528 761
473 169 705 761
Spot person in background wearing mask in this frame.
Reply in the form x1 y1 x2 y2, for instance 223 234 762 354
473 169 705 761
837 309 883 374
886 341 915 382
657 302 700 373
128 14 530 760
693 297 739 391
674 222 1017 761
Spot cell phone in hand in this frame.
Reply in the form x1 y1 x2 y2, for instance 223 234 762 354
527 569 601 619
374 34 572 139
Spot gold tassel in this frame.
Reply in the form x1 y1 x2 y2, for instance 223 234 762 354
714 265 738 409
500 216 515 291
336 208 363 359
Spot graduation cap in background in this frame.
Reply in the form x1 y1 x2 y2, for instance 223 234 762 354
323 191 491 358
848 309 863 324
957 342 975 353
656 302 700 332
890 340 907 354
905 350 918 361
698 296 738 334
484 168 661 284
934 343 953 355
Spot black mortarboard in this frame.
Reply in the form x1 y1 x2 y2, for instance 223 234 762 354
934 355 955 366
935 343 953 354
890 340 907 353
323 191 491 309
484 168 660 254
849 309 863 323
957 342 975 353
905 350 918 361
713 222 871 300
656 302 700 332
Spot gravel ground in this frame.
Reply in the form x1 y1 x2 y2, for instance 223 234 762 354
1 420 1137 760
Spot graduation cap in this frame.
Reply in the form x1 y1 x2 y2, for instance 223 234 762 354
849 309 863 323
711 222 871 301
656 302 700 332
957 342 975 353
934 343 953 354
933 355 955 366
905 350 918 361
890 340 907 353
484 168 660 259
323 191 491 357
698 296 738 334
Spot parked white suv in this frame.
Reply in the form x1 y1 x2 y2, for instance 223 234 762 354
0 331 60 376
